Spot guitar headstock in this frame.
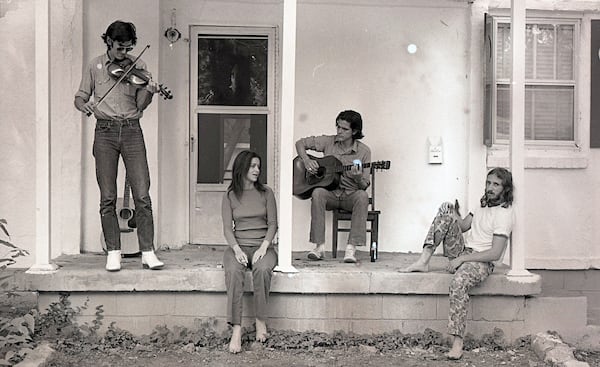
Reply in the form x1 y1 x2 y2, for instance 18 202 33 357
371 161 391 170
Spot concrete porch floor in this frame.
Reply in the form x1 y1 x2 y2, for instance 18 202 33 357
8 245 590 342
14 245 541 294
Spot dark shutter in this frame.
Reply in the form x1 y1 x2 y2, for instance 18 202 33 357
591 20 600 148
483 13 495 147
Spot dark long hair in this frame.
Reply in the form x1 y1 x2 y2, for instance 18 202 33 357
227 150 266 200
480 167 514 208
102 20 137 47
336 110 364 140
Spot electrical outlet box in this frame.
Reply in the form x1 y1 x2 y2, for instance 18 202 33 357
428 137 443 164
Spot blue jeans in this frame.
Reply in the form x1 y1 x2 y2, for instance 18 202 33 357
93 119 154 252
309 188 369 246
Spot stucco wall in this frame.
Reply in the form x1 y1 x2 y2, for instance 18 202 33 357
1 0 599 270
291 1 472 253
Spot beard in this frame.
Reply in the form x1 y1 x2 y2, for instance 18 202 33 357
480 191 504 207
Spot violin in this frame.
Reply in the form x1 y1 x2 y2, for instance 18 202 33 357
107 58 173 100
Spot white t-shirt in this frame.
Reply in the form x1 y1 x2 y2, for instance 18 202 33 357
465 204 514 252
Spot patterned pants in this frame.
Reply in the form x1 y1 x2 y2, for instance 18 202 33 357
424 212 494 337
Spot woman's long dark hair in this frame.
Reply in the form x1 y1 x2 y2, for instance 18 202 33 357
480 167 513 208
227 150 266 200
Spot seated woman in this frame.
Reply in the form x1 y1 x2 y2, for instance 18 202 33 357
221 150 278 354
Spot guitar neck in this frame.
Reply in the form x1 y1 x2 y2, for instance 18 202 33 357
339 162 373 172
123 178 131 206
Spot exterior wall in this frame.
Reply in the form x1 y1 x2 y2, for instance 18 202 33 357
0 0 599 271
291 1 472 254
37 291 587 341
534 269 600 326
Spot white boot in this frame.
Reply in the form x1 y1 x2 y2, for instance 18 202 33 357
142 251 164 270
106 250 122 272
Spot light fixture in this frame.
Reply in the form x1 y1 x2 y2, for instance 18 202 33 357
164 8 181 49
407 43 418 54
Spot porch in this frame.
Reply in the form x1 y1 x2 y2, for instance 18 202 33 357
9 245 589 343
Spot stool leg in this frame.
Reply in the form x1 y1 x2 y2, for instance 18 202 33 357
332 211 338 258
372 216 379 257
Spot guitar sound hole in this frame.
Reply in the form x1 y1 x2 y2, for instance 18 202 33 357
119 208 133 220
314 168 325 179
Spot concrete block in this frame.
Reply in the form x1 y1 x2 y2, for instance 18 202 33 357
267 294 328 319
531 270 566 292
14 342 54 367
382 295 436 319
327 294 383 319
268 317 352 333
397 320 448 335
114 292 176 316
288 271 371 293
532 332 589 367
349 319 405 334
565 270 600 292
471 296 525 321
370 272 451 294
524 296 587 336
38 293 117 316
466 320 525 340
436 294 471 321
173 293 227 316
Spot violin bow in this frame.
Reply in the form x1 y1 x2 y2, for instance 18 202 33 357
86 45 151 117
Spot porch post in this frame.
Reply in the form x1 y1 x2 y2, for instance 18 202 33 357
507 0 532 277
28 0 58 274
274 0 298 273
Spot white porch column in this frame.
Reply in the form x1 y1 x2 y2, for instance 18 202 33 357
507 0 532 277
274 0 298 273
28 0 58 274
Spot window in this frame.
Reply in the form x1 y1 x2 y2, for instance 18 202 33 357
190 27 276 188
485 15 578 145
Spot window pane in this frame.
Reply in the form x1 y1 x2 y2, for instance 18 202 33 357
496 85 510 140
497 24 511 79
529 85 574 140
557 25 574 80
197 36 268 106
525 25 534 78
196 113 268 184
496 85 574 141
534 24 556 79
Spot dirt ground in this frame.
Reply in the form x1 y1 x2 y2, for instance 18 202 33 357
3 291 600 367
42 342 545 367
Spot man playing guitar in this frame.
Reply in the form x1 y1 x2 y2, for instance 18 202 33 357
295 110 371 263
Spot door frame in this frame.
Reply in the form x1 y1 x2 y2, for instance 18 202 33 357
188 25 278 244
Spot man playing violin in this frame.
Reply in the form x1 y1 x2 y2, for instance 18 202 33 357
295 110 371 263
74 20 164 271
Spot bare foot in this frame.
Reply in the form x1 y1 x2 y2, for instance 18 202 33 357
399 262 429 273
228 325 242 353
255 318 268 342
446 336 463 360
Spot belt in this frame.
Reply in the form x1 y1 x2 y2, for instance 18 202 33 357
96 118 139 126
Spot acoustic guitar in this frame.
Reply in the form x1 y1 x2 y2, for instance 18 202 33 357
293 155 391 200
100 177 140 256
